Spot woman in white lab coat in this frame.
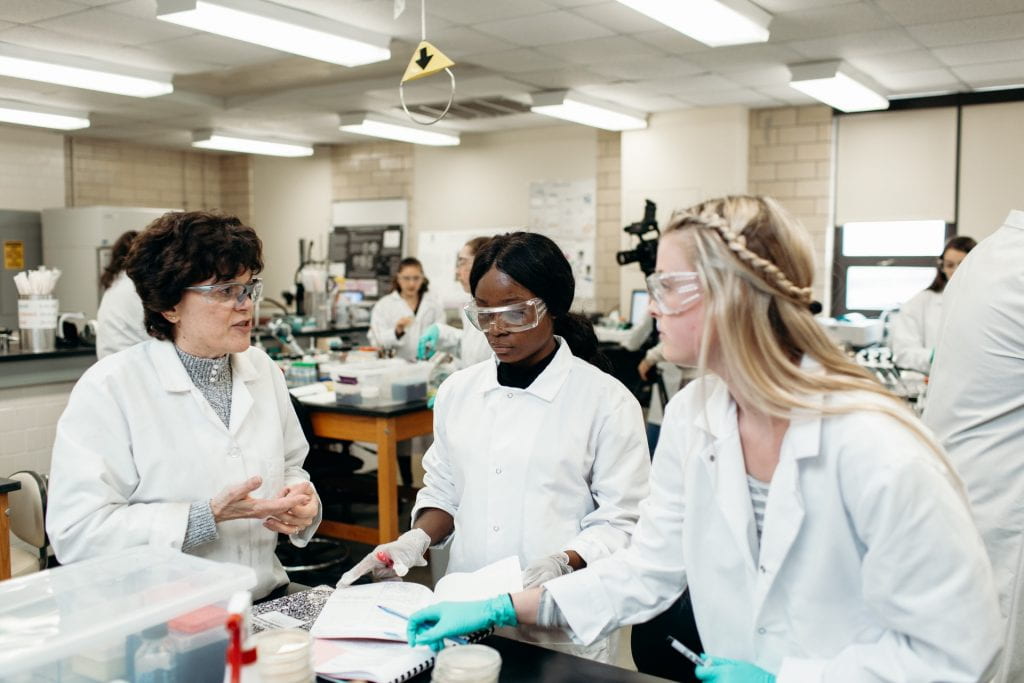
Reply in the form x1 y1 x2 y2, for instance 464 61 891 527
368 257 444 361
95 229 149 359
341 231 651 662
406 196 1002 682
416 235 493 368
889 235 975 373
47 211 321 601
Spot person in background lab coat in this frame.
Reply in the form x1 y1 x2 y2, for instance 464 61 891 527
47 211 322 601
95 229 149 359
368 257 444 361
340 231 650 662
416 235 493 368
889 235 976 373
406 196 1002 682
924 210 1024 682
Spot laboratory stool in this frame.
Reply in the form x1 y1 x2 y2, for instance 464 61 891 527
7 470 49 578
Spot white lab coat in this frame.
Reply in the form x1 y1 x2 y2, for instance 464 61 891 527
95 271 149 359
368 290 445 361
925 210 1024 680
546 370 1002 682
413 337 651 657
889 288 941 373
434 305 492 368
46 340 322 599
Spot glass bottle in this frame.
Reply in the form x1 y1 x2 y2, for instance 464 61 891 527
134 623 177 683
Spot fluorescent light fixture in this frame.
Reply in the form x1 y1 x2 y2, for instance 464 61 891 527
191 130 314 157
789 61 889 113
0 42 172 98
974 82 1024 93
0 99 89 130
339 113 460 146
614 0 770 47
157 0 391 67
530 90 647 131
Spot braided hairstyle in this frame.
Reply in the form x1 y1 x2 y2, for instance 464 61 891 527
663 195 965 497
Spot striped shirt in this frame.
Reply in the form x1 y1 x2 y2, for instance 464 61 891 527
748 474 771 543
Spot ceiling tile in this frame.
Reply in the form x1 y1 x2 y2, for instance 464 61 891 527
933 38 1024 66
684 43 806 71
680 89 777 107
631 28 705 55
787 28 915 60
757 0 860 11
719 64 793 87
536 35 663 65
907 12 1024 48
140 33 284 70
846 49 944 74
426 26 519 59
874 0 1024 24
951 59 1024 87
643 73 743 96
475 10 614 46
543 0 608 7
0 0 83 23
462 47 566 73
575 83 687 111
277 0 456 39
768 3 896 41
568 2 669 33
587 56 704 81
872 67 963 92
510 66 605 89
430 0 556 25
36 7 191 46
755 84 819 105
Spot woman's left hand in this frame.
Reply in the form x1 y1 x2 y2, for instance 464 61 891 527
695 656 775 683
264 482 318 535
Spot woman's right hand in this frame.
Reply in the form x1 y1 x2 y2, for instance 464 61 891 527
210 475 310 523
337 528 431 586
637 358 654 381
395 316 415 338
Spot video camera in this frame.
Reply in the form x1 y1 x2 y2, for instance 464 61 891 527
616 199 659 277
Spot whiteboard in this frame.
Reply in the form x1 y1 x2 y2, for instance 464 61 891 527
416 229 505 309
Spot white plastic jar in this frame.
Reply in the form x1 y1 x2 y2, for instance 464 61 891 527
431 644 502 683
254 628 314 683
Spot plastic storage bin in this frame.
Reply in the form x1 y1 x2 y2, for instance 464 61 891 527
0 546 256 683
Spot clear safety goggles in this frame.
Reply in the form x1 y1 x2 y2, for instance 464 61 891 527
464 297 548 333
645 271 701 315
185 278 263 306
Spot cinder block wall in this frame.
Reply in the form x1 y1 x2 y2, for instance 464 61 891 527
747 105 834 305
595 130 622 315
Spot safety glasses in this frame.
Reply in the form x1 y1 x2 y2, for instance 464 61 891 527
646 271 701 315
464 297 547 333
185 278 263 306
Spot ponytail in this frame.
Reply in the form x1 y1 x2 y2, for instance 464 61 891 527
553 312 612 373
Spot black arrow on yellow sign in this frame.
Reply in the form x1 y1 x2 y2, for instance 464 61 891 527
415 47 432 69
402 40 455 83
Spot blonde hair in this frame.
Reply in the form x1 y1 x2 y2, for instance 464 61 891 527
666 195 963 495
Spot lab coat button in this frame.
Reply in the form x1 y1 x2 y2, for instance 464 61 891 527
757 627 766 635
495 467 502 474
506 392 513 398
759 565 766 573
492 524 500 531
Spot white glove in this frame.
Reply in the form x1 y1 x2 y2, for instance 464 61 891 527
521 552 573 588
337 528 431 587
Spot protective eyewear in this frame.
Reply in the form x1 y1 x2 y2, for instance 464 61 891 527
185 278 263 305
646 271 701 315
464 297 547 333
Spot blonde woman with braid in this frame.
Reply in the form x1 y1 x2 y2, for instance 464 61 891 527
404 196 1002 682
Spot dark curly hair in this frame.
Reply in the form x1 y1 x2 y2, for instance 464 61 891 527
125 211 263 341
470 231 610 373
99 230 138 290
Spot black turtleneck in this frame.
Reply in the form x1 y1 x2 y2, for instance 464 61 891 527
496 342 559 389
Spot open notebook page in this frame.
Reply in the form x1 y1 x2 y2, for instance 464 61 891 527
311 555 523 641
313 638 434 683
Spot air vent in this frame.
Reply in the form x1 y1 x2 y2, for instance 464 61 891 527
405 96 530 120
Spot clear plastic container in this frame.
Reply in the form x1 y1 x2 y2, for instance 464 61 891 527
0 546 256 682
431 644 502 683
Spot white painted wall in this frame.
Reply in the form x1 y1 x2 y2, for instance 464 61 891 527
619 106 750 311
959 101 1024 241
412 124 598 252
250 150 333 306
0 126 65 210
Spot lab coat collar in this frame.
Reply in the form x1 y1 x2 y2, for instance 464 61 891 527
1005 209 1024 230
151 340 261 392
481 336 574 403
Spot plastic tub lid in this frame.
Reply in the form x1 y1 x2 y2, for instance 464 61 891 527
0 546 256 677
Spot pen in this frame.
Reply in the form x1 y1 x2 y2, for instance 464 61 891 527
376 604 469 645
666 636 708 667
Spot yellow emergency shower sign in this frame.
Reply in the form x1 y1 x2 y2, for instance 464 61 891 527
3 240 24 270
402 40 454 83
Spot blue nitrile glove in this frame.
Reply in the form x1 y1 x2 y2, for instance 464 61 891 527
695 656 775 683
427 394 436 409
407 595 518 651
417 324 440 360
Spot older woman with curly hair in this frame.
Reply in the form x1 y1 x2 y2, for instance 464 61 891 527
47 211 321 599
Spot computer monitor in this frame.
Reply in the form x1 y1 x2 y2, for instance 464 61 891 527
340 290 364 303
629 289 650 328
